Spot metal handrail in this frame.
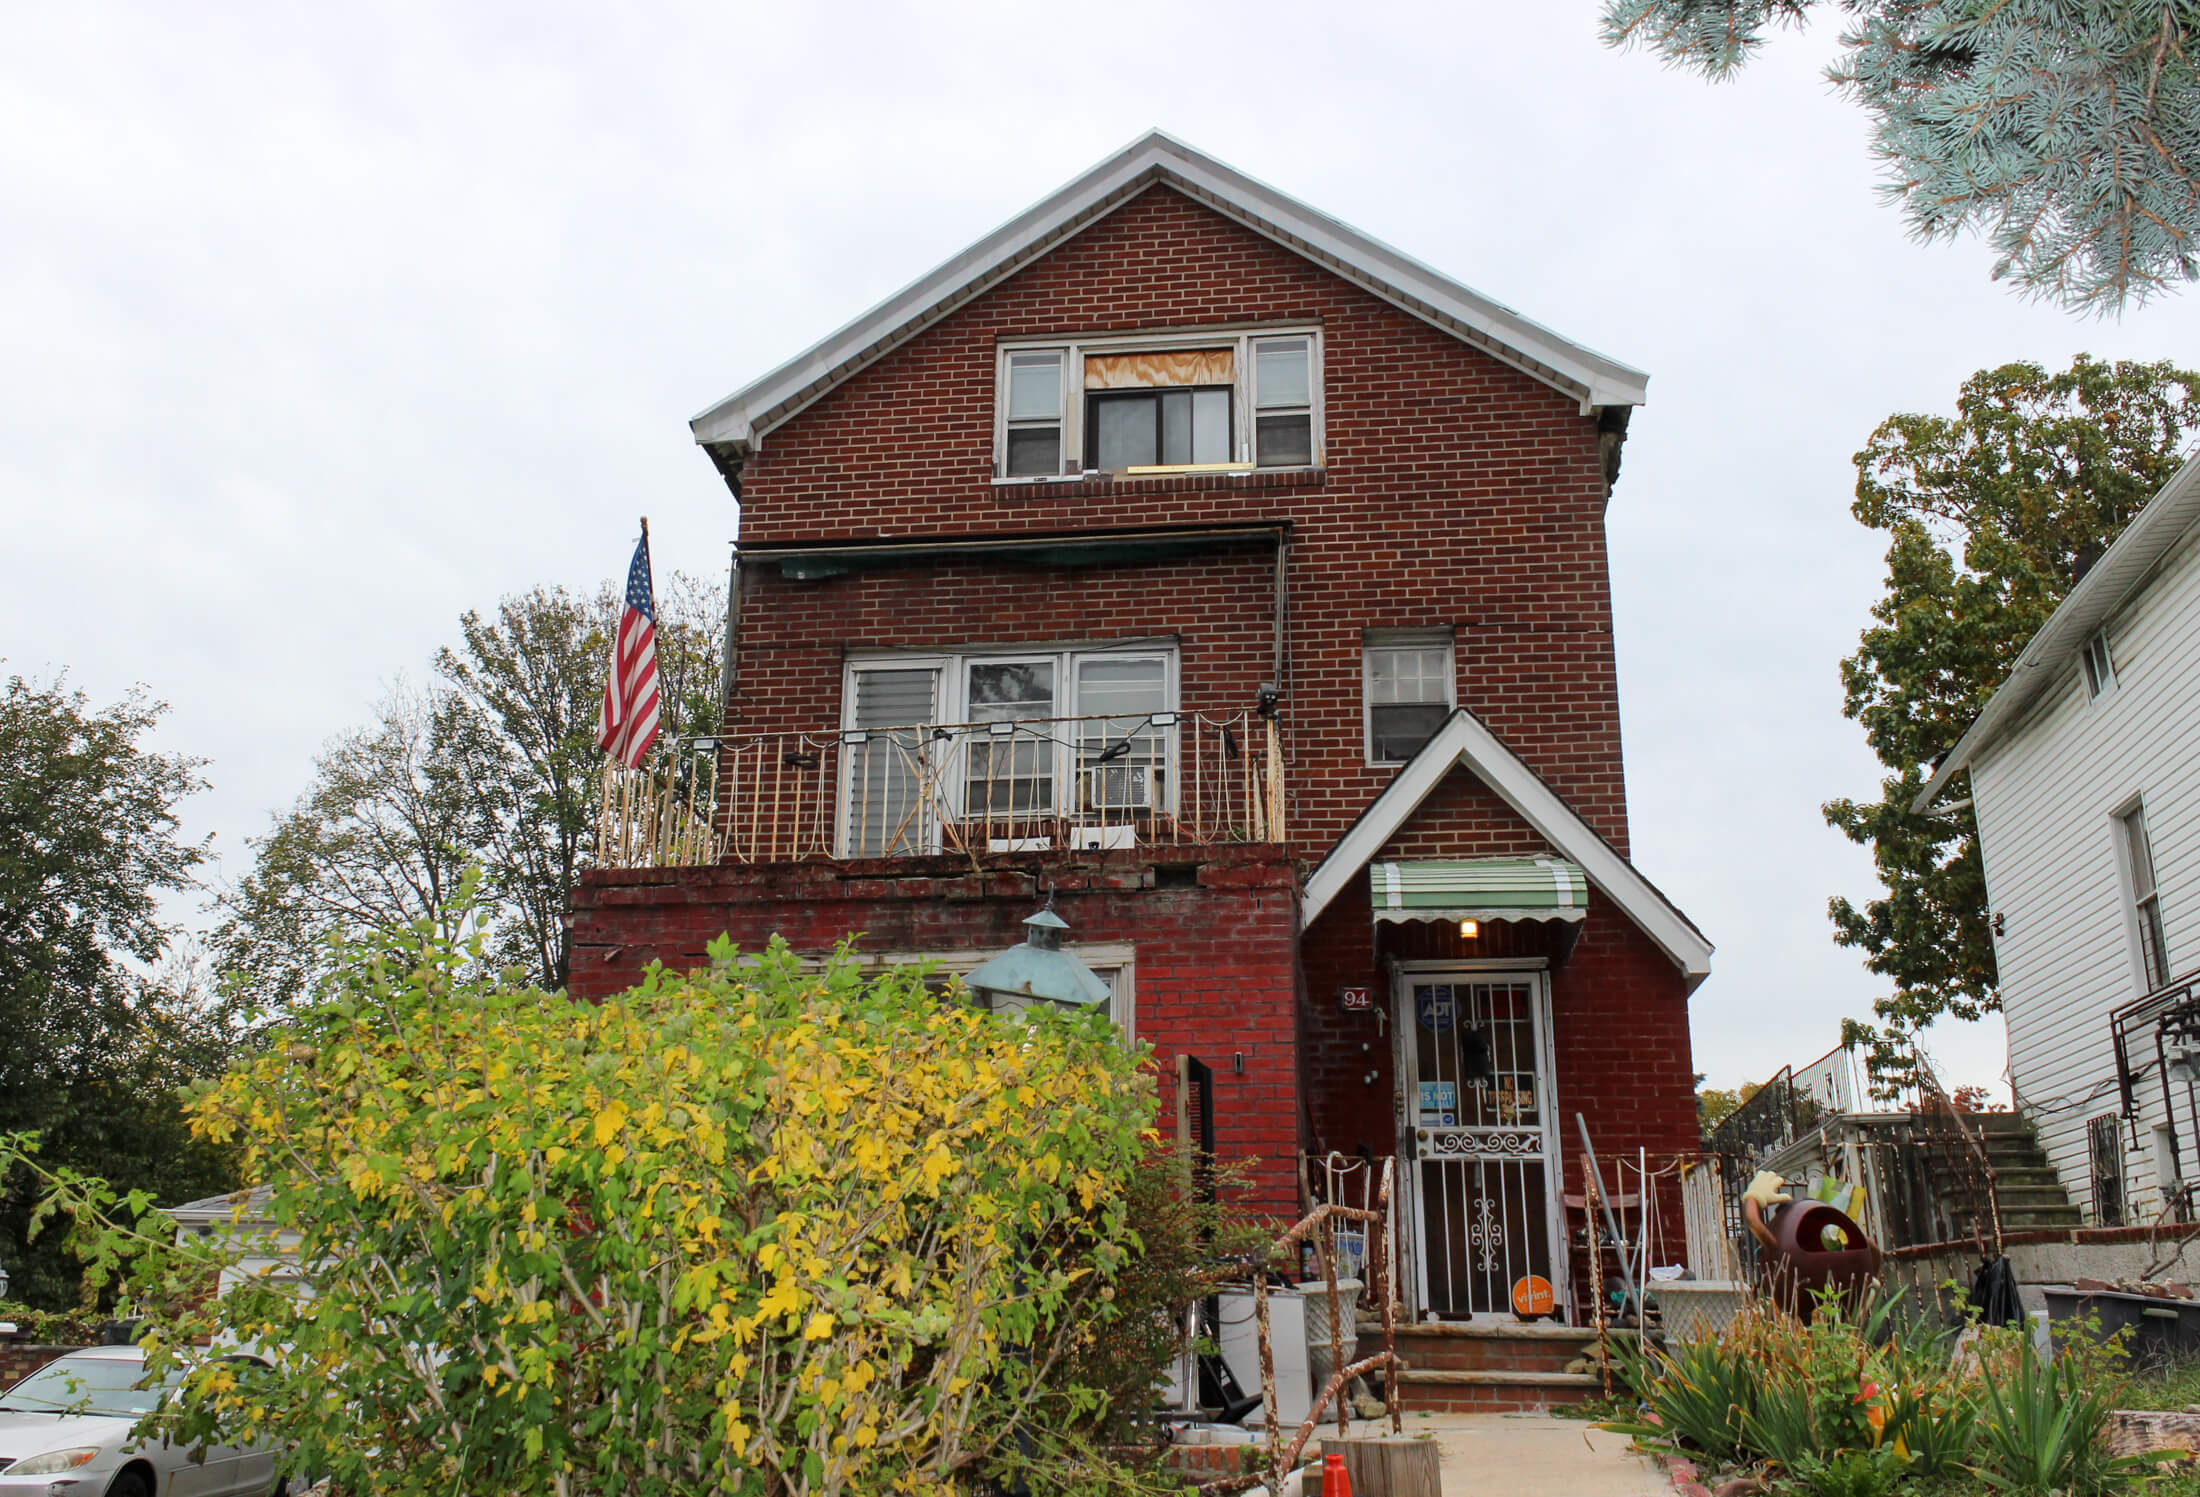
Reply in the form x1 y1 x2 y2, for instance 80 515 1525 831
594 711 1287 869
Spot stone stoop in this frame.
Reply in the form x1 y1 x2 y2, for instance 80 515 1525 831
1355 1320 1636 1412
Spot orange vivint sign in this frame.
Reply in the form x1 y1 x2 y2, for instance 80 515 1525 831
1511 1275 1555 1318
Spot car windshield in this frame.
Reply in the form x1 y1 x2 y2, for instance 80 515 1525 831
0 1357 178 1417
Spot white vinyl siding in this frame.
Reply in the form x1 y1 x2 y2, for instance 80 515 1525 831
1972 524 2200 1220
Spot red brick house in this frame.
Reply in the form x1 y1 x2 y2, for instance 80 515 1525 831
572 134 1712 1344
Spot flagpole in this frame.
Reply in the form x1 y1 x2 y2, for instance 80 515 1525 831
639 516 655 775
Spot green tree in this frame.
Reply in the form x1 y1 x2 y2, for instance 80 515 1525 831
8 912 1156 1497
1599 2 2200 311
1698 1079 1760 1139
215 575 724 1004
0 674 240 1304
1823 356 2200 1075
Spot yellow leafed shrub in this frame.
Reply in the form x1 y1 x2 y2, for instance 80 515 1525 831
27 907 1156 1496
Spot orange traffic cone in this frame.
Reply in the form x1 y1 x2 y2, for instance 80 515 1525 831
1322 1452 1352 1497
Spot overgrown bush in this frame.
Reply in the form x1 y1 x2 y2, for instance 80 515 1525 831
9 908 1161 1496
1030 1143 1269 1444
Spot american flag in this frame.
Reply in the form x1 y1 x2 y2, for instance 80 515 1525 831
596 529 661 769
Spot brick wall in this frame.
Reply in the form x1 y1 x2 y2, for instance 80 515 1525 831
571 849 1304 1218
0 1343 79 1386
722 185 1632 856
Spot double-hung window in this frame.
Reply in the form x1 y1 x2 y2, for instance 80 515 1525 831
842 645 1178 854
2124 801 2171 991
1003 351 1067 478
995 328 1322 479
1364 630 1455 764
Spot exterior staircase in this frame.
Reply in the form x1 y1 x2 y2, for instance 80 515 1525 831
1842 1109 2084 1240
1969 1111 2086 1231
1354 1320 1636 1412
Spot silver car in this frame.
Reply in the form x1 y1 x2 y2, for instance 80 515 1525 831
0 1345 285 1496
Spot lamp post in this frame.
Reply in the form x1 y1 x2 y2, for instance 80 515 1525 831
964 899 1111 1019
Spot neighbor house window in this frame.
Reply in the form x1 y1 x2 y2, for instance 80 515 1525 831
2124 801 2171 990
994 329 1322 478
1364 631 1455 764
2084 630 2117 699
842 645 1178 855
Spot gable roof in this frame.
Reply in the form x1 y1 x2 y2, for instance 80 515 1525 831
1301 707 1713 992
1915 450 2200 812
691 130 1648 456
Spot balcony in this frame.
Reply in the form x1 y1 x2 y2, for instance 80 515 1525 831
595 711 1285 868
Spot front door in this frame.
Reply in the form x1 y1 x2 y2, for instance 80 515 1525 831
1395 967 1565 1320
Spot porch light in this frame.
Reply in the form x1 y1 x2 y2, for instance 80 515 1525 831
1458 919 1479 939
965 899 1111 1017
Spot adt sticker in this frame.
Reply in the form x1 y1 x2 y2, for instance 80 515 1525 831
1415 987 1456 1032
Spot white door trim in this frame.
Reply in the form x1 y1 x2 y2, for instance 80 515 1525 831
1389 959 1569 1321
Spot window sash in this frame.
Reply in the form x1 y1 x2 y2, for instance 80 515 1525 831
2125 804 2171 990
1364 637 1454 763
2085 631 2116 698
843 666 941 857
1085 387 1232 470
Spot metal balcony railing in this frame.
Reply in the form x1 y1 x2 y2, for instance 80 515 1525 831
594 711 1286 868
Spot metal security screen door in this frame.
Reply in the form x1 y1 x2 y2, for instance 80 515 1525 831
1395 966 1565 1320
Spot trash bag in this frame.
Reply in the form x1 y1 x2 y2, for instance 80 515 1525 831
1969 1254 2023 1326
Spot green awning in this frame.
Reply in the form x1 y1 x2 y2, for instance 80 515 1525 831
1368 858 1589 925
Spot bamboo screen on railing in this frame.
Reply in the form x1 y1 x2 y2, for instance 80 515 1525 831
593 713 1287 870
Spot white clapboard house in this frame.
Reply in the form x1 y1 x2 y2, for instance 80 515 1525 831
1918 452 2200 1227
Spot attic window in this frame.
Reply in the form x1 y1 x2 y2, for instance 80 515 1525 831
2083 630 2117 699
995 328 1322 480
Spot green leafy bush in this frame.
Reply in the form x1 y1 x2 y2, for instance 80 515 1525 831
1974 1340 2143 1496
1603 1334 1755 1462
9 910 1161 1496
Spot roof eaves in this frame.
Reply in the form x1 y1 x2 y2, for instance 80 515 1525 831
690 131 1648 454
1914 450 2200 812
1301 707 1713 990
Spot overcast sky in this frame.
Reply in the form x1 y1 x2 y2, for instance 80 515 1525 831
9 3 2199 1094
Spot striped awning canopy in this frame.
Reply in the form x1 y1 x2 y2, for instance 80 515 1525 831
1368 858 1589 925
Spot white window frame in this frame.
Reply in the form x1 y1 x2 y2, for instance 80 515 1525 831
992 325 1324 483
2083 629 2118 700
1362 629 1457 766
2117 796 2172 993
840 644 1181 854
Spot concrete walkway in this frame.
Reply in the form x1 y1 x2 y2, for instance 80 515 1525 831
1325 1411 1668 1497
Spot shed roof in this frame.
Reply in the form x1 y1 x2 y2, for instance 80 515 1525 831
691 131 1648 457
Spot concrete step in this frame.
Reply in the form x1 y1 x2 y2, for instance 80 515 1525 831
1358 1321 1631 1376
1392 1368 1600 1413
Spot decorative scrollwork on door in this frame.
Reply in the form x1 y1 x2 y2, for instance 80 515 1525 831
1418 1127 1541 1158
1468 1194 1504 1272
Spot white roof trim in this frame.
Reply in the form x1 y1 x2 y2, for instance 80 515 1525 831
691 130 1648 451
1915 450 2200 811
1301 708 1713 992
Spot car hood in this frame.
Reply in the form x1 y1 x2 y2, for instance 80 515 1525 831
0 1408 138 1458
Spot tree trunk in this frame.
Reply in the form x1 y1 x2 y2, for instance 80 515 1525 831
1319 1435 1441 1497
